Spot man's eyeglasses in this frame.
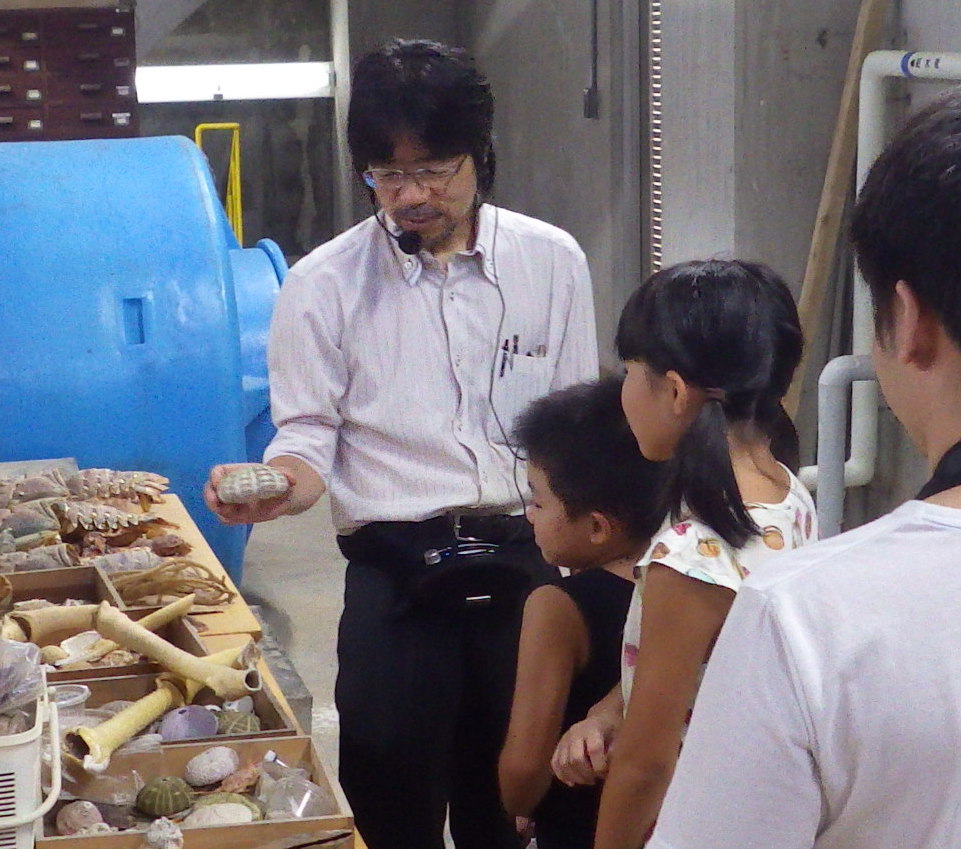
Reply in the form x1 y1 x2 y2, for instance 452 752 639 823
363 155 467 192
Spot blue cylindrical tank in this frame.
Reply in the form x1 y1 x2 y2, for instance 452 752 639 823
0 135 286 582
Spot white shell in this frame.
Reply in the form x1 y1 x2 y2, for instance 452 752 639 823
56 800 104 836
142 817 184 849
184 745 241 787
216 465 290 504
181 802 254 828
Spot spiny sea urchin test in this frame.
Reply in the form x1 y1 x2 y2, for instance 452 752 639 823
135 776 195 817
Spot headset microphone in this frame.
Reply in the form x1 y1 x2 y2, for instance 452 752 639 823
396 230 423 255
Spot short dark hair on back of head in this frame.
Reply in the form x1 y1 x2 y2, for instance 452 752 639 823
615 259 802 548
347 38 495 197
513 376 666 543
852 87 961 348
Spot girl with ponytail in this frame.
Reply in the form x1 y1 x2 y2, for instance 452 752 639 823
552 260 817 849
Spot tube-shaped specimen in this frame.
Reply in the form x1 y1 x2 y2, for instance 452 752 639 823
93 603 260 698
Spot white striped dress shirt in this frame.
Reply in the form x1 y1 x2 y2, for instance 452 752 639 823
263 203 599 534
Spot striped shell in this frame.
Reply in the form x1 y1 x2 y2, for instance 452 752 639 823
216 709 262 736
66 468 169 502
135 776 195 817
216 465 289 504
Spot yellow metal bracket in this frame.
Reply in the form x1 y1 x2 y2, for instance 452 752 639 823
195 122 244 246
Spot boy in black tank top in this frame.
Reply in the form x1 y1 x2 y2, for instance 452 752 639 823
499 377 666 849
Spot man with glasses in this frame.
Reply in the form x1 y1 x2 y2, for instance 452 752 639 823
205 38 597 849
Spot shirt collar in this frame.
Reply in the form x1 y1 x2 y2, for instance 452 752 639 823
381 205 498 287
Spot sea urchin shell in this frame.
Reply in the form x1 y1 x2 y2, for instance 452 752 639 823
216 465 290 504
136 776 194 817
216 709 262 736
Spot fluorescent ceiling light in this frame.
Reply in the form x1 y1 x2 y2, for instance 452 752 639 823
136 62 334 103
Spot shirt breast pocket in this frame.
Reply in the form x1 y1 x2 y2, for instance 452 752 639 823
490 354 553 444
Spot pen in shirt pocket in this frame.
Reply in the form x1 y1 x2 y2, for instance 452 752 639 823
499 339 510 377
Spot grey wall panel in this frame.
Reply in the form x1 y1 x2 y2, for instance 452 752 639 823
659 0 737 266
464 0 642 367
734 1 862 292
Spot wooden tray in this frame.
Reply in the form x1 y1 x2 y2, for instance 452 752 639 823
65 670 297 741
5 565 122 608
40 736 354 848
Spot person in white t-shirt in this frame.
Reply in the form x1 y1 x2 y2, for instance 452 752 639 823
552 259 817 849
646 88 961 849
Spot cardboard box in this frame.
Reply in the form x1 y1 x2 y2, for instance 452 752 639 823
39 736 354 848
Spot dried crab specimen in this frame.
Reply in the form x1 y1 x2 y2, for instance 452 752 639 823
0 469 70 508
66 468 169 509
26 498 172 536
82 548 164 574
0 543 79 572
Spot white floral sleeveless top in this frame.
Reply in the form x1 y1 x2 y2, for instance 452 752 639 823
621 466 817 705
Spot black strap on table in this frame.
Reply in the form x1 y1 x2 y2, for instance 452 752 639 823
917 438 961 500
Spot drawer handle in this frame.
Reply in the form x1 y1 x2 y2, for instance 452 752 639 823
75 22 101 32
78 51 101 62
0 115 13 125
80 111 104 122
0 84 10 94
0 56 9 66
80 83 103 93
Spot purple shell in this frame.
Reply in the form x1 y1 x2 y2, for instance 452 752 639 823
159 705 219 741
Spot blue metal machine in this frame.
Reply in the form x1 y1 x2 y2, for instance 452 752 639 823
0 135 286 581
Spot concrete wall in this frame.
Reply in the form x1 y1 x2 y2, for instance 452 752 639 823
845 0 961 520
464 1 643 368
333 1 460 229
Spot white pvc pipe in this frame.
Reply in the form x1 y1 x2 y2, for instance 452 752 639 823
801 51 961 501
813 355 876 537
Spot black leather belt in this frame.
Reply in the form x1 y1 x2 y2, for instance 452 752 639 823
337 513 532 567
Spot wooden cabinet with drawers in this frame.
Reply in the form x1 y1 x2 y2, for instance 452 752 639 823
0 2 137 142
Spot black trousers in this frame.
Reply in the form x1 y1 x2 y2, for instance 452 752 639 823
335 517 557 849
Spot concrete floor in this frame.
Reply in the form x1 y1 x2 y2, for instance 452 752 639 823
237 495 344 772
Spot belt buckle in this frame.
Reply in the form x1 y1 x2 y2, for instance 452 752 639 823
452 512 481 542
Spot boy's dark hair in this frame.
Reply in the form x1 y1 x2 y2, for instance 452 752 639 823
513 376 666 542
852 87 961 349
347 39 496 197
615 259 803 549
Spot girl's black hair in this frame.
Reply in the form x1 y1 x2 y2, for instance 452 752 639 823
347 39 495 197
513 376 667 543
615 259 803 548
